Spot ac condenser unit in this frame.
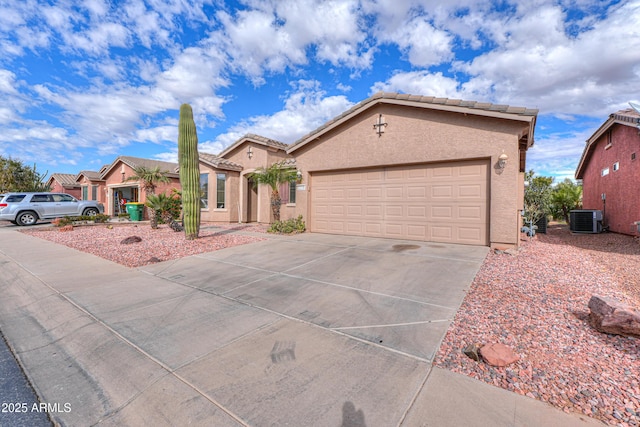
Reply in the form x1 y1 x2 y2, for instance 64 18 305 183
570 210 603 233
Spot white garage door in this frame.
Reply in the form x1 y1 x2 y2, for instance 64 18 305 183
310 160 489 245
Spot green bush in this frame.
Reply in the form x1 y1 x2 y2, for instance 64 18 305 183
268 215 306 234
55 214 110 226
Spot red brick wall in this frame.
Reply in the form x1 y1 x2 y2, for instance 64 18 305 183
581 125 640 234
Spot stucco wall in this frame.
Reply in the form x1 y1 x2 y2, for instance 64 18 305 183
291 104 529 247
581 125 640 234
223 142 295 223
50 181 81 199
199 164 240 223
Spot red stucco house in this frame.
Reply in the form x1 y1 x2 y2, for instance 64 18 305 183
46 173 81 199
575 108 640 235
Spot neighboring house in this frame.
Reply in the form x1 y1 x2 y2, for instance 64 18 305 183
46 173 81 198
75 169 106 203
575 108 640 235
98 156 180 217
283 92 537 248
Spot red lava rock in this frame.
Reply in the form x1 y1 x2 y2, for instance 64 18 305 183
59 225 73 232
21 223 267 268
433 224 640 426
480 343 519 367
588 295 640 337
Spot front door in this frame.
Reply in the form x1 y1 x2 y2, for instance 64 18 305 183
247 178 258 222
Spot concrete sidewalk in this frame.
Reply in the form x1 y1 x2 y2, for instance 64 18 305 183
0 226 603 426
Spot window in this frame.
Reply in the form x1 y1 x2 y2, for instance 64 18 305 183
613 162 620 171
200 173 209 208
289 179 296 204
52 194 76 202
216 173 226 209
5 195 26 202
91 185 98 200
82 186 88 200
278 179 296 204
601 167 609 176
31 194 52 202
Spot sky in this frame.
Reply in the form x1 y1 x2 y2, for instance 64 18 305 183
1 0 639 183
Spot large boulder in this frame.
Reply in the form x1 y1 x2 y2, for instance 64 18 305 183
479 343 519 367
588 295 640 338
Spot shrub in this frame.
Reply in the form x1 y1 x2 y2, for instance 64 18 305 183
268 215 306 234
55 214 110 227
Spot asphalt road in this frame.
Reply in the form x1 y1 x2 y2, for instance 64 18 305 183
0 330 51 427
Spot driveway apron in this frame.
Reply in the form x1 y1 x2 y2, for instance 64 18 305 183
2 226 597 426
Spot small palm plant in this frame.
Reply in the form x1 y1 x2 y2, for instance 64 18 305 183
126 165 171 226
145 193 177 229
247 161 298 222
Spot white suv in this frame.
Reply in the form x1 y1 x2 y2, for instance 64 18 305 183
0 193 104 226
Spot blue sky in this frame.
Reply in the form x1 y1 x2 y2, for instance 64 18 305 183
1 0 639 182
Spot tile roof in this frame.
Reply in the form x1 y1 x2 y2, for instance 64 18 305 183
198 152 244 171
49 173 80 187
576 107 640 179
102 156 180 178
218 133 288 158
288 92 538 153
75 170 104 181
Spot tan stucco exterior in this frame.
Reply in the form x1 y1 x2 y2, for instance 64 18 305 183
216 136 295 224
286 96 536 248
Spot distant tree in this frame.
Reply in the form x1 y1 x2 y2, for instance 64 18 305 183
0 156 50 192
550 179 583 225
523 170 554 225
247 161 298 222
126 165 171 225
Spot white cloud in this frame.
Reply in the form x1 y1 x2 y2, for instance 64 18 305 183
455 1 640 116
199 80 354 154
371 71 465 98
382 16 453 67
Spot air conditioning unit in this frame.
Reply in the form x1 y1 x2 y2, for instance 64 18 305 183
570 210 603 233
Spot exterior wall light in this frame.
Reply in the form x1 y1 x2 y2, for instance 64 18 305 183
296 170 302 180
498 152 508 169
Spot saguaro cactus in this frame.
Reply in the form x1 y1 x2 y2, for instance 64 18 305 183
178 103 201 240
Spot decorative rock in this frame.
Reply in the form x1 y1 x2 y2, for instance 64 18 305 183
463 343 482 361
588 295 640 338
479 343 520 367
120 235 142 245
59 225 73 232
169 220 184 232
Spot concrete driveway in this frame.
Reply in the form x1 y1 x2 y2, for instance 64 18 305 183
0 227 603 426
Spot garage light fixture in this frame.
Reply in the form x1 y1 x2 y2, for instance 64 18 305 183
498 152 508 169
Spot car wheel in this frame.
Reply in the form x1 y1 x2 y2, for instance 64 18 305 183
16 211 38 226
83 208 99 216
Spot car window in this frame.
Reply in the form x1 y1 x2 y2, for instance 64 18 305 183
51 194 76 202
31 194 52 202
5 195 26 202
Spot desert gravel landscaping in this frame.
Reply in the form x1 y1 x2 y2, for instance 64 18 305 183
21 222 267 268
435 224 640 426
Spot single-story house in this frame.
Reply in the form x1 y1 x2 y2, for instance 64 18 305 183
75 169 106 204
101 156 181 216
575 107 640 235
213 92 537 248
47 173 81 199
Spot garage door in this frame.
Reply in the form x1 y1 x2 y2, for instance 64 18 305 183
310 160 489 245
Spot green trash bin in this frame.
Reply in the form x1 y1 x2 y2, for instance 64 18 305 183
126 202 144 221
